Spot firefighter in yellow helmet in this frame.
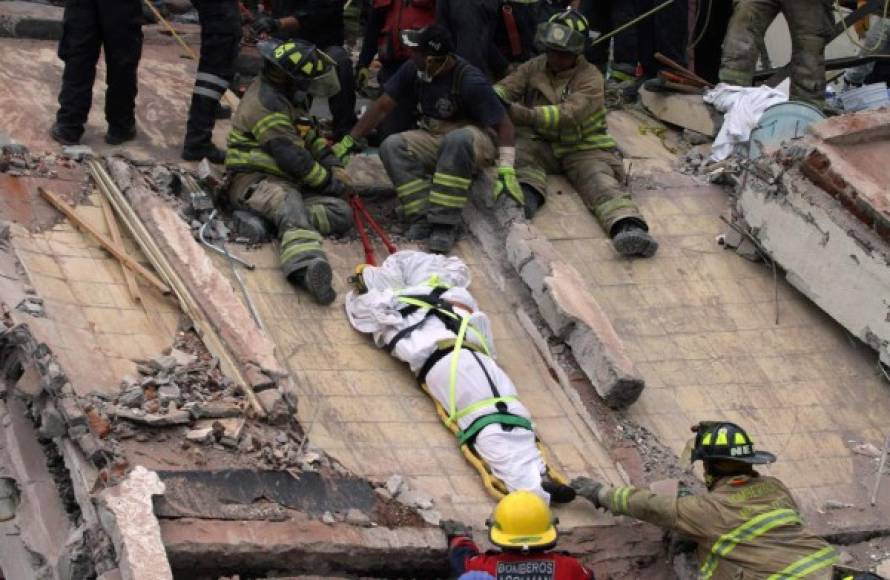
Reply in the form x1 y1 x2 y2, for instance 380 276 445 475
573 422 839 580
443 490 593 579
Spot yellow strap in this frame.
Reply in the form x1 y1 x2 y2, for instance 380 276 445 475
397 297 491 355
765 546 838 580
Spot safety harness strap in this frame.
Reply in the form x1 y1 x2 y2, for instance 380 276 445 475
458 413 533 445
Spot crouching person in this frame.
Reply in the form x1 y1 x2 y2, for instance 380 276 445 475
345 250 575 502
444 491 594 579
225 39 352 304
495 9 658 258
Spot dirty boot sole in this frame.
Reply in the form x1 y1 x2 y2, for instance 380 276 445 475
405 221 433 241
612 229 659 258
427 225 459 254
303 260 336 305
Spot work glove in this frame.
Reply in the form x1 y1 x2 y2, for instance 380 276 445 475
318 175 349 198
571 477 605 509
252 14 279 35
355 66 370 91
509 102 535 127
331 135 363 164
493 166 523 205
439 519 471 541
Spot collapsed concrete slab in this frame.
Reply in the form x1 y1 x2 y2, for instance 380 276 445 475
736 113 890 366
640 87 723 137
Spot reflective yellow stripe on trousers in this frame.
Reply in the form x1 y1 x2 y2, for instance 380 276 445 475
766 546 838 580
699 508 802 580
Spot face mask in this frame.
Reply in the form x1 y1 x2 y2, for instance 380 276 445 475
308 67 341 98
416 56 448 83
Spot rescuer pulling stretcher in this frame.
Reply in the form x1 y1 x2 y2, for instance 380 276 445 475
345 250 576 502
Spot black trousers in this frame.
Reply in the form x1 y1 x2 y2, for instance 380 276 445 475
581 0 638 72
55 0 143 137
185 0 242 149
633 0 688 78
323 45 358 139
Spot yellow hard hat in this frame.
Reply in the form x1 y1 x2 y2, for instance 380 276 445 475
488 490 557 550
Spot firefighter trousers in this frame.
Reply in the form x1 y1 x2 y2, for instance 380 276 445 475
185 0 242 150
227 173 352 277
720 0 831 104
379 124 496 226
516 138 646 235
55 0 143 138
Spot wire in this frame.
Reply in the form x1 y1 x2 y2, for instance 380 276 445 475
687 0 713 50
834 0 890 53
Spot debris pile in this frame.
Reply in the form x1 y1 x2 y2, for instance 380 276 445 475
0 143 81 178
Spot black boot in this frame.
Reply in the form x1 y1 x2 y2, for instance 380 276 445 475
182 93 225 164
106 125 137 145
611 219 659 258
289 259 336 305
522 185 545 219
50 123 80 146
427 224 459 254
404 218 432 241
543 477 577 504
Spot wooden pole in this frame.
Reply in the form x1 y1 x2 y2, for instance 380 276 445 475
100 195 142 303
38 187 171 295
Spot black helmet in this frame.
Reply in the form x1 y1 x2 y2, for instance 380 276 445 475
401 24 454 56
258 39 340 97
535 8 590 55
691 422 776 465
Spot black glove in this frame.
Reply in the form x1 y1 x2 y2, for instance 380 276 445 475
318 176 348 198
252 14 279 35
439 519 471 541
571 477 604 509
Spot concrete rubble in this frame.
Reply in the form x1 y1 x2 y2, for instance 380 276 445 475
735 108 890 366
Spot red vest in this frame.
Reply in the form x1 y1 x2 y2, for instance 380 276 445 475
465 551 594 580
373 0 436 62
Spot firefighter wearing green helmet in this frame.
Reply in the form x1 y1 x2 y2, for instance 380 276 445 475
572 421 838 579
224 39 353 305
493 8 658 258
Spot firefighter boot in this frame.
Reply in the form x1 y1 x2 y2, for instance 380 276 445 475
290 258 336 305
428 223 459 254
611 218 659 258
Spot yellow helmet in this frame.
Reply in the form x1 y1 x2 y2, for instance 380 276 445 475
350 263 369 293
488 490 558 551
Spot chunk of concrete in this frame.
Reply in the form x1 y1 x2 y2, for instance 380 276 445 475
98 466 173 580
107 405 192 427
640 87 723 137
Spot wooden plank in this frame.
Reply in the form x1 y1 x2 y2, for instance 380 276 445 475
100 194 142 303
37 186 171 295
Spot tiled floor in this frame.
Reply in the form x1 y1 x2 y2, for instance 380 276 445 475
533 116 890 527
10 194 179 396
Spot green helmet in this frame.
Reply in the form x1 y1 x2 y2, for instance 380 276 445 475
535 8 590 55
691 422 776 465
258 39 340 97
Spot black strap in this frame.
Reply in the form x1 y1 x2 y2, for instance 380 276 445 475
418 346 452 384
397 287 448 318
385 317 428 353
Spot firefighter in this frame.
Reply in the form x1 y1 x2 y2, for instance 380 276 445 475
720 0 834 105
579 0 637 79
224 39 353 305
444 490 594 579
355 0 436 140
252 0 358 139
573 421 839 580
333 25 516 254
50 0 143 146
494 9 658 258
182 0 242 164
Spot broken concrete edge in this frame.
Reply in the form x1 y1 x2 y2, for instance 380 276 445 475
102 157 290 421
161 517 448 577
739 152 890 367
97 466 174 580
466 203 645 408
639 87 723 137
0 356 118 577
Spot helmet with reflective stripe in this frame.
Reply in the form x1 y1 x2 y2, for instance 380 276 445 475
691 421 776 465
535 8 589 55
487 490 558 551
258 39 340 97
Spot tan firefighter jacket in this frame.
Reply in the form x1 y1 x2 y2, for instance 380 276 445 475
493 54 616 157
600 474 837 579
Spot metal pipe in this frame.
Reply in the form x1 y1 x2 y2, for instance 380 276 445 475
198 210 256 270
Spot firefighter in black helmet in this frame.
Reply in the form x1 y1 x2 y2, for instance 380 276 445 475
223 39 353 305
573 422 839 580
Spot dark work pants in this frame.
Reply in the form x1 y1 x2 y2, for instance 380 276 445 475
55 0 143 137
323 45 358 139
633 0 688 78
375 60 417 141
184 0 242 150
581 0 638 72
